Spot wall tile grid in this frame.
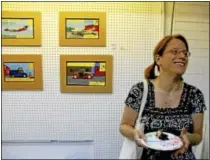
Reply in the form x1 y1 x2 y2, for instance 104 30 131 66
2 2 163 158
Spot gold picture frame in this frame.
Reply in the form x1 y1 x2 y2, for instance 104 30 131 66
60 55 113 93
2 11 41 46
59 12 106 47
2 54 43 90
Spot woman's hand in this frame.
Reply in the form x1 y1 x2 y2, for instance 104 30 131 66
171 128 190 157
133 129 148 149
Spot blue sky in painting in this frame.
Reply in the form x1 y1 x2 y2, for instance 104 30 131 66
66 19 94 30
4 62 34 74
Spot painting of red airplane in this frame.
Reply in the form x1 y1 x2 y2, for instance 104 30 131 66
2 18 34 39
4 25 28 32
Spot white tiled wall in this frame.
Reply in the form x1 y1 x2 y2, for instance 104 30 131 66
2 2 164 158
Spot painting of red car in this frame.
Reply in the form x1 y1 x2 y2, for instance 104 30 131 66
72 72 94 79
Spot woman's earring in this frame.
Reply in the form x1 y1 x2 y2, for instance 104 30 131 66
155 65 160 76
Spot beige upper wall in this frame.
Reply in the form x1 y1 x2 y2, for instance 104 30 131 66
164 2 209 37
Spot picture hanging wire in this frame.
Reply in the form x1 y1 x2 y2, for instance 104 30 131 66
170 2 175 35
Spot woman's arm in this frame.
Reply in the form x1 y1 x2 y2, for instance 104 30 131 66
187 113 204 145
188 87 207 146
119 106 138 140
120 105 148 149
120 82 146 142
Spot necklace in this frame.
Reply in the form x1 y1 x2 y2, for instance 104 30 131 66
154 81 183 96
153 81 184 108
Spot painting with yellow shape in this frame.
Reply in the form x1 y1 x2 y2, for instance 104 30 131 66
2 18 34 39
4 62 35 82
66 61 106 86
66 18 99 39
99 63 106 72
67 62 95 67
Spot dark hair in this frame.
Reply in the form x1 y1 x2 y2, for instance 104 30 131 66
144 34 189 79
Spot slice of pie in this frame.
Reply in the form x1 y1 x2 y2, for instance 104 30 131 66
156 130 169 140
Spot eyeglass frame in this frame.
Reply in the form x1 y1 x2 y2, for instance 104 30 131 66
165 49 191 57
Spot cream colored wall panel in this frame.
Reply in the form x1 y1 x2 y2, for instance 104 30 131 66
186 57 206 74
175 12 209 23
175 3 209 14
173 30 209 41
174 21 209 32
176 2 209 6
190 48 209 57
183 75 203 98
188 40 209 49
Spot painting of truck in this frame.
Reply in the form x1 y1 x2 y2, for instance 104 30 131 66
9 69 28 77
3 62 35 82
66 61 106 86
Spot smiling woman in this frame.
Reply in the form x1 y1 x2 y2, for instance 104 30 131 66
120 34 207 160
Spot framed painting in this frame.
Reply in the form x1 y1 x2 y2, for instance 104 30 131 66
2 11 41 46
60 55 113 93
59 12 106 47
2 54 43 90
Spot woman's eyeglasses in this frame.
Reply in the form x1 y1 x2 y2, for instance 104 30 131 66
167 49 191 57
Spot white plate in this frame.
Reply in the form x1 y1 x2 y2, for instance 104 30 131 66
138 132 183 151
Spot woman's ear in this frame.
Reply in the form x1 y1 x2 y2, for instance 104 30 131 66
155 55 161 65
